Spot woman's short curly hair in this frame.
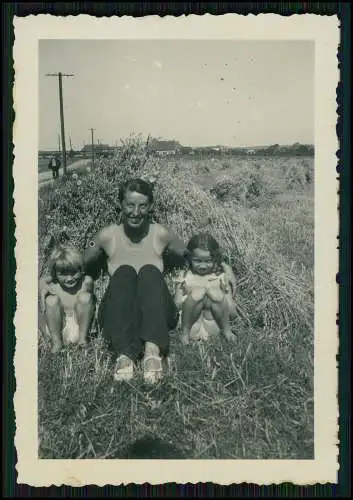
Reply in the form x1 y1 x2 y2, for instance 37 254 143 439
118 178 154 204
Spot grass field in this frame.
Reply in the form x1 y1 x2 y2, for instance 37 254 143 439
38 136 314 459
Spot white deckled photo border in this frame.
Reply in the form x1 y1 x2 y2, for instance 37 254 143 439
13 13 339 486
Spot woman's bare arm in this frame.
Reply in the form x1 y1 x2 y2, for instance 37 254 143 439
84 233 104 267
39 275 53 290
159 225 187 258
83 228 110 278
220 262 237 298
39 275 55 312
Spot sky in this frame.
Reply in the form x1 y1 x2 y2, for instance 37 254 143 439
39 40 314 150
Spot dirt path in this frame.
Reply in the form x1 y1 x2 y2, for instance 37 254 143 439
39 158 91 187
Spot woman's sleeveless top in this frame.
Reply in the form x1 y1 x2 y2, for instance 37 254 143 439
107 223 164 275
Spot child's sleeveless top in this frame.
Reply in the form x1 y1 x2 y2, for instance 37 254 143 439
176 270 229 303
183 271 227 288
108 223 164 275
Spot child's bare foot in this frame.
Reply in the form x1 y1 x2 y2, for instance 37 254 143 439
51 342 62 354
223 329 237 343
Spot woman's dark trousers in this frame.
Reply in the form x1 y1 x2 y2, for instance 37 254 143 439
98 265 178 360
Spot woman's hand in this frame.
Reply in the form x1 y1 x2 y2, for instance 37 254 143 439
39 277 53 313
81 275 94 293
174 281 186 310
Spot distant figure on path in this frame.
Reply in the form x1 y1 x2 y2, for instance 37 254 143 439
174 233 237 344
84 179 185 385
48 155 61 179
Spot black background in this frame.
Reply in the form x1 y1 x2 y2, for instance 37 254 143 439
2 2 351 498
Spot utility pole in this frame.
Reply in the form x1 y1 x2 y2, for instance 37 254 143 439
58 134 61 154
69 136 74 158
90 128 95 167
46 72 74 175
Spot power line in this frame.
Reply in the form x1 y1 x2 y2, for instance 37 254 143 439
46 72 74 175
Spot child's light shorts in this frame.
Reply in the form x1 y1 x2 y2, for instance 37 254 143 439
45 311 80 345
189 314 220 341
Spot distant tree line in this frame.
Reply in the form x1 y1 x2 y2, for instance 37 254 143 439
257 143 314 157
177 143 314 158
39 140 314 161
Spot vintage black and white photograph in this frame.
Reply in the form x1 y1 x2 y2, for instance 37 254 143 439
14 14 339 486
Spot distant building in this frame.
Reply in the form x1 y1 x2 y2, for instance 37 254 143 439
150 140 182 156
81 144 115 157
81 144 109 152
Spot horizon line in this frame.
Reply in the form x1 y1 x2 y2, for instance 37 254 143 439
39 141 315 151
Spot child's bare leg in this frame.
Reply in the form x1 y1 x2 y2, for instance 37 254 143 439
181 294 204 344
45 295 64 353
75 291 95 345
209 297 236 342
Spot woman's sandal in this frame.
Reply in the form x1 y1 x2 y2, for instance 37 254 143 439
113 354 134 382
142 355 164 384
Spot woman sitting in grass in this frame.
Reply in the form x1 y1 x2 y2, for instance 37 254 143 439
174 233 237 345
83 178 184 385
39 244 96 353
